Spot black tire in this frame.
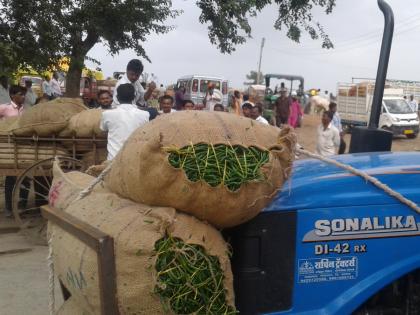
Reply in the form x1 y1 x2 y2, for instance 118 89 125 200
406 133 417 139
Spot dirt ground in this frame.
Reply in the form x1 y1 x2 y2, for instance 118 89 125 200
295 114 420 153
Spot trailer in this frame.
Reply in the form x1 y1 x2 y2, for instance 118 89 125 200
0 134 106 240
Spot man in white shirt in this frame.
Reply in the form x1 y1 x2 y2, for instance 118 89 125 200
50 72 62 98
112 59 155 107
316 111 340 157
409 95 418 113
159 95 177 114
251 105 269 125
42 76 53 100
329 102 346 154
203 83 223 111
23 80 37 107
0 75 11 105
100 83 150 160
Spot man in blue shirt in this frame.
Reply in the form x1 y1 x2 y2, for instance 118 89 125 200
329 102 346 154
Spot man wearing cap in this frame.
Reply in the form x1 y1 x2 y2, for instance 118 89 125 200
203 83 223 111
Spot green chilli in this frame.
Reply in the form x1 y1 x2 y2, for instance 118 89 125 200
154 236 236 315
166 143 270 191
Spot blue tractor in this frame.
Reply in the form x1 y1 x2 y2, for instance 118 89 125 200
226 1 420 313
227 152 420 314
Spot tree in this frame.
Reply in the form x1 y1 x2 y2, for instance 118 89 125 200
0 0 335 97
244 71 265 86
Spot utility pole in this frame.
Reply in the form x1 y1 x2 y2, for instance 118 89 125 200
256 37 265 85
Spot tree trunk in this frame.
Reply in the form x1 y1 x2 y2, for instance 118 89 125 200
65 53 84 97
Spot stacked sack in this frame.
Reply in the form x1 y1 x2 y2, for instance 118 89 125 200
48 111 296 314
59 108 107 153
105 111 296 228
12 98 87 136
1 98 107 167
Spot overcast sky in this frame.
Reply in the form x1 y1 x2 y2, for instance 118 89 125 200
87 0 420 93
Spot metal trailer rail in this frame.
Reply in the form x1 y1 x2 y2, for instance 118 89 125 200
41 205 119 315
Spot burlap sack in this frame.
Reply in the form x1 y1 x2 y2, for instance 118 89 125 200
81 149 108 167
59 108 106 138
0 116 19 135
49 165 235 315
13 98 87 136
85 160 110 177
48 162 107 210
105 111 296 228
0 143 68 167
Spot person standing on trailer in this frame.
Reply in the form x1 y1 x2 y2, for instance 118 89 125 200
112 59 156 107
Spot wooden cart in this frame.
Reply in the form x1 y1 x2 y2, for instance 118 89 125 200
0 134 106 240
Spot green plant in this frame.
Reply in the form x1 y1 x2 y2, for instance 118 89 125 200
154 236 236 315
166 143 270 191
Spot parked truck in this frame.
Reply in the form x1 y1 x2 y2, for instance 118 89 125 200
337 82 419 138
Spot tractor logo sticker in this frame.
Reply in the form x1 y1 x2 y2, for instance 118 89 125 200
298 256 358 283
303 215 420 242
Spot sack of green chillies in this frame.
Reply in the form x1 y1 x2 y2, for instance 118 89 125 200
105 111 296 228
49 163 236 315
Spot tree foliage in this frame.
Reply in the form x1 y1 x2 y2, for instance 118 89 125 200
197 0 335 53
0 0 335 96
244 71 265 85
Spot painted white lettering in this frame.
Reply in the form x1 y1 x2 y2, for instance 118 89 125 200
345 218 359 231
331 219 345 232
360 218 373 230
373 217 384 229
315 220 331 236
405 216 417 229
391 216 403 228
385 216 390 229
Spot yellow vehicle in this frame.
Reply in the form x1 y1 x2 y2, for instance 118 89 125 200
14 58 106 105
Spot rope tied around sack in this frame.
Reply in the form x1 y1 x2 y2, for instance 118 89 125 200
297 148 420 214
76 160 114 201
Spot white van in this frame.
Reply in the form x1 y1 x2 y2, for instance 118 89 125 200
176 75 229 108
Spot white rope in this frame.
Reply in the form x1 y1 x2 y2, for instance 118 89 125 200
47 230 55 315
297 148 420 214
76 160 114 201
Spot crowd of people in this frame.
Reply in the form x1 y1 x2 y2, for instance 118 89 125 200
0 58 360 218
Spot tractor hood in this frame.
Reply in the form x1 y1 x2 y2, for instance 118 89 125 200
265 152 420 212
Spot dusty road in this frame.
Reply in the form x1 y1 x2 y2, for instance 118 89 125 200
295 114 420 153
